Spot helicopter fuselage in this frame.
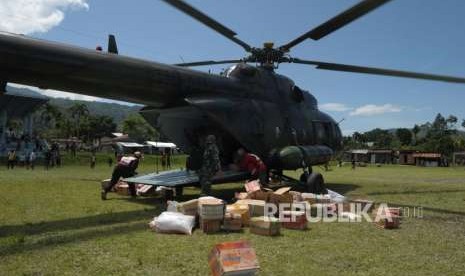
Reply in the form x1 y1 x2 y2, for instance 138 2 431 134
141 63 343 168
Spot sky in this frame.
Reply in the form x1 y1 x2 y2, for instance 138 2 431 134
1 0 465 135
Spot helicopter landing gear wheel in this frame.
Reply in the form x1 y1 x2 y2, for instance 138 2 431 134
306 172 327 194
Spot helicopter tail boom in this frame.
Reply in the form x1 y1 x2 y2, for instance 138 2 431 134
0 32 242 107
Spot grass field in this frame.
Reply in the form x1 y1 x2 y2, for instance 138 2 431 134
1 155 465 275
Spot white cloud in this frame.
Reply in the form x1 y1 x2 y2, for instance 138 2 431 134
320 103 352 112
0 0 89 35
349 104 402 116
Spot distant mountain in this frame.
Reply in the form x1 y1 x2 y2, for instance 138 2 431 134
5 86 48 99
48 98 141 124
5 86 142 125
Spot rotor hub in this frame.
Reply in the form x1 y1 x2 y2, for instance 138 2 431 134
246 43 286 67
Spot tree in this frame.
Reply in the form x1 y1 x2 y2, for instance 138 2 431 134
364 128 393 148
87 115 117 142
462 119 465 129
39 103 62 128
352 132 365 143
412 124 421 144
396 128 413 146
68 103 89 138
122 114 157 143
446 115 458 129
431 113 447 134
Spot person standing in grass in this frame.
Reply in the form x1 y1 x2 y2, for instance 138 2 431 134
7 150 16 169
28 151 36 170
199 135 221 196
101 151 142 200
90 154 96 169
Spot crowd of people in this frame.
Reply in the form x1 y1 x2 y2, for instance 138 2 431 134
6 149 37 170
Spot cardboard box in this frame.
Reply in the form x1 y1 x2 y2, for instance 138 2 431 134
137 184 154 196
226 204 250 226
177 199 199 216
387 207 402 217
247 190 271 201
244 180 261 194
376 215 400 229
223 213 243 231
269 187 293 205
289 191 303 202
281 211 307 230
249 217 280 236
199 198 225 220
235 192 249 200
200 218 222 234
115 183 129 196
247 187 294 204
236 199 267 217
209 240 259 276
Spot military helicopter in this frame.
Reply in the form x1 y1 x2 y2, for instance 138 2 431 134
1 0 465 195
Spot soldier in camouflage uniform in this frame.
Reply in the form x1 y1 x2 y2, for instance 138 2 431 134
199 135 221 196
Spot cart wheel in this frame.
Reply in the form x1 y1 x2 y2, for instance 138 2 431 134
175 186 184 198
306 173 327 194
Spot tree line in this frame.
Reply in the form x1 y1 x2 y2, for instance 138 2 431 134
344 114 465 157
34 102 158 143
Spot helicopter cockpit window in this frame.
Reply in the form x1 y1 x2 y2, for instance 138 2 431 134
291 85 304 103
313 121 333 144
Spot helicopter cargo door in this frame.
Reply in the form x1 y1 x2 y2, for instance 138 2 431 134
185 96 281 159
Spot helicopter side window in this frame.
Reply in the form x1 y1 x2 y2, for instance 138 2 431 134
291 85 304 102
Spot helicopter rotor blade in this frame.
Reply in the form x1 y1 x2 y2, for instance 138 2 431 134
174 59 244 67
288 58 465 84
162 0 252 52
280 0 392 51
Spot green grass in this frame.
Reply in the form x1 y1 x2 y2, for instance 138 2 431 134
1 158 465 275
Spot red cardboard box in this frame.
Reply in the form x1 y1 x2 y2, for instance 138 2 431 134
209 240 259 276
376 215 400 229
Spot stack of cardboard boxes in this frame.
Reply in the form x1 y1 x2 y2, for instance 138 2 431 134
199 198 225 234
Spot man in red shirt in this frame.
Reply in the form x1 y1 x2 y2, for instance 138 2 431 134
236 148 268 185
